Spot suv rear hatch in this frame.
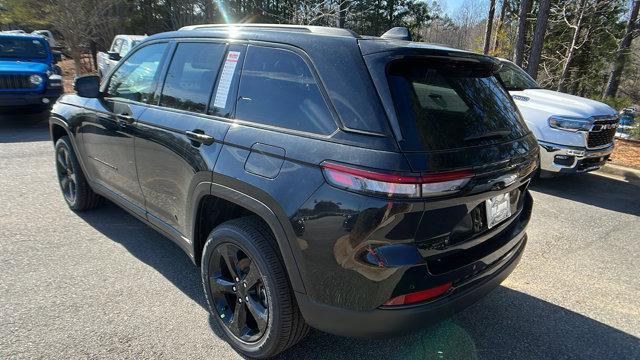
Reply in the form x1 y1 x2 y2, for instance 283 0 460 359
359 40 538 277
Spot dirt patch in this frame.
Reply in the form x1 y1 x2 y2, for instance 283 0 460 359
58 57 96 93
610 139 640 170
58 58 76 93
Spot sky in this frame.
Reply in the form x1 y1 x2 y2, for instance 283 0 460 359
438 0 472 16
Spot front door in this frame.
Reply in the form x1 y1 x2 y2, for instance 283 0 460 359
81 42 169 212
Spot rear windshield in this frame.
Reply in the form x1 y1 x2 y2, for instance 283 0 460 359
0 37 47 60
388 59 529 152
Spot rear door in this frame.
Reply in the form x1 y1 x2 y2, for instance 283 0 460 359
213 44 341 209
134 41 231 240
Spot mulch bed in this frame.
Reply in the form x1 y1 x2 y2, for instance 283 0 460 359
610 139 640 170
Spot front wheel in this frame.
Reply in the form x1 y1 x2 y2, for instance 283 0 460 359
54 136 102 211
201 217 309 358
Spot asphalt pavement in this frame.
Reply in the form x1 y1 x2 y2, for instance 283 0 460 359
1 115 639 359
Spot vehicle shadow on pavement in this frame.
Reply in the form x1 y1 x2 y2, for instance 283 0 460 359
531 173 640 216
278 287 640 360
0 112 51 143
77 201 639 360
76 201 209 310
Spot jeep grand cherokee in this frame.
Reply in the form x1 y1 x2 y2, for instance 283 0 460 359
50 24 538 359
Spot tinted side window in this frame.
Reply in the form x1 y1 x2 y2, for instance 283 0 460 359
160 42 225 113
235 46 336 135
208 46 245 118
107 43 167 103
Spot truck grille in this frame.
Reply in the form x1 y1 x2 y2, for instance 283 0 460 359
0 74 32 90
587 116 618 149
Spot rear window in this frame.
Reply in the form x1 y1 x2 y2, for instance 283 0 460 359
387 59 529 151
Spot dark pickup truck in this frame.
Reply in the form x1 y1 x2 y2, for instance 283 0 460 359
0 33 63 113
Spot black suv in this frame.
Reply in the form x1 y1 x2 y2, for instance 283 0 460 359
50 24 537 358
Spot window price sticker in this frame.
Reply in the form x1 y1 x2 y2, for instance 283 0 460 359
213 51 241 109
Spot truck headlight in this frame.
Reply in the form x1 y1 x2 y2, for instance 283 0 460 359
548 115 592 132
29 74 44 86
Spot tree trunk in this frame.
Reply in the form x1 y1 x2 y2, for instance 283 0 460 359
71 48 83 77
603 0 640 98
527 0 551 79
202 0 216 22
493 0 509 52
337 0 347 27
514 0 533 66
483 0 496 54
558 0 588 93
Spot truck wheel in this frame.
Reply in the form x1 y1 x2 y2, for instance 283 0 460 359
201 217 309 359
54 136 102 211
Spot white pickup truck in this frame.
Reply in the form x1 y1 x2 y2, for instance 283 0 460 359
497 60 619 176
97 34 146 78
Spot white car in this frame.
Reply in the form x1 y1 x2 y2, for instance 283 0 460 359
97 34 146 78
497 60 619 176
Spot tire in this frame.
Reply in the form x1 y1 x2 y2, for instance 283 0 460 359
54 136 102 211
201 216 309 359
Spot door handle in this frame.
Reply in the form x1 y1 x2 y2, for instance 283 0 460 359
116 113 135 125
186 130 215 145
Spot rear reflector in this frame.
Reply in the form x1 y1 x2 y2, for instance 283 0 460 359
383 282 452 306
321 162 472 198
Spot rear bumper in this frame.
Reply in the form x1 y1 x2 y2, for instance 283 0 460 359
538 141 613 174
297 233 526 337
0 88 63 111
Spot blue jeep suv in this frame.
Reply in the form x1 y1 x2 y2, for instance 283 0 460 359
0 33 63 113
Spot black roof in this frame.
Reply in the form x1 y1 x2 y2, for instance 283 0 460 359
144 23 482 58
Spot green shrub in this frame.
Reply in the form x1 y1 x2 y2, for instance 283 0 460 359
601 96 634 112
630 123 640 140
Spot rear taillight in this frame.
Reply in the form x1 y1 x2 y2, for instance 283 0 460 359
321 162 472 198
383 282 452 306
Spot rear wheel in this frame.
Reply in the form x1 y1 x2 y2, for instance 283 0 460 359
201 217 309 358
54 136 102 211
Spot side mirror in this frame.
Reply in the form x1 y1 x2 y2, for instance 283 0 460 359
52 51 62 63
73 75 101 98
107 51 121 61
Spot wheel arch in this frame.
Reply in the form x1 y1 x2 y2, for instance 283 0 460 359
190 181 306 294
49 116 70 144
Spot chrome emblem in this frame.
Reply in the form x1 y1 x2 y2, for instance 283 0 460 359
592 123 619 131
489 173 518 190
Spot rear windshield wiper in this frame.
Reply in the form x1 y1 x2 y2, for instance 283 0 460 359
464 129 511 142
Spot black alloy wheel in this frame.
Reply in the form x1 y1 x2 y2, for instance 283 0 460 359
54 136 102 211
201 217 309 358
56 144 77 205
208 243 269 342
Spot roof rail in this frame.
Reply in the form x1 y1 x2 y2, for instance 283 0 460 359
179 23 359 38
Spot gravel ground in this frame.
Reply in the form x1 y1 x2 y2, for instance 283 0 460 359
1 116 639 360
